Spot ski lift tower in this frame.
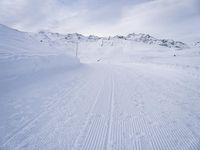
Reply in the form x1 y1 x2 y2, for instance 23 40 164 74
75 41 78 57
173 47 176 57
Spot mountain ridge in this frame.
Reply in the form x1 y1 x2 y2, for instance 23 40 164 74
36 30 189 49
0 24 190 49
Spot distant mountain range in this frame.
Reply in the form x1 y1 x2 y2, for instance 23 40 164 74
1 23 198 50
36 31 189 50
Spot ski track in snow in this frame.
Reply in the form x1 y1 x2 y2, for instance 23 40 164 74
1 63 200 150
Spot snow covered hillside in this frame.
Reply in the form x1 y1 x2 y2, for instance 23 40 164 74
36 31 189 49
0 24 79 91
33 30 200 71
34 31 189 62
1 24 200 150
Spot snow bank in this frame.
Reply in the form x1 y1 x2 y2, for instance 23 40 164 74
0 24 80 91
0 55 79 80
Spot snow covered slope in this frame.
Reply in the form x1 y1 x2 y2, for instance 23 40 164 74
33 31 190 62
1 61 200 150
0 24 79 89
1 25 200 150
36 31 188 49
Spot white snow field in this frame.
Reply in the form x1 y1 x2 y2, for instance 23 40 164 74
0 24 200 150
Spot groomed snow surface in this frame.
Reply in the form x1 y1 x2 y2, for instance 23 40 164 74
0 24 200 150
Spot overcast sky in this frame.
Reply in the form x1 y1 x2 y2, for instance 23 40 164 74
0 0 199 41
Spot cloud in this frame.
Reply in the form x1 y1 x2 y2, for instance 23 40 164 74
0 0 199 41
0 0 81 31
115 0 200 41
0 0 149 32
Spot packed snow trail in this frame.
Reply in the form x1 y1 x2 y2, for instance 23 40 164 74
0 62 200 150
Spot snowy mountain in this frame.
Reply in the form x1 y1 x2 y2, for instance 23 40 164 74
125 33 188 49
0 23 195 64
1 24 200 150
31 31 191 62
0 24 79 83
35 31 189 50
